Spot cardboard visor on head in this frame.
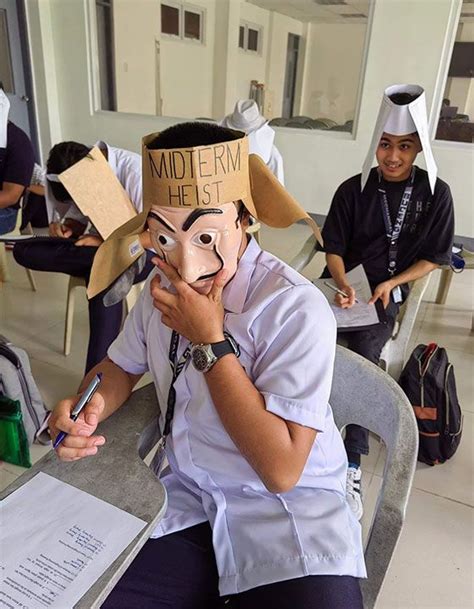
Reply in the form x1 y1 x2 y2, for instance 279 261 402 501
87 130 322 299
361 84 438 194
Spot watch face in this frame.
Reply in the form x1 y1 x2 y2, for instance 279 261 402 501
192 347 210 372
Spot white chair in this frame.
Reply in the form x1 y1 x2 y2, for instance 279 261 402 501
435 248 474 305
64 276 145 355
0 346 418 608
330 346 418 608
290 234 430 380
0 212 37 291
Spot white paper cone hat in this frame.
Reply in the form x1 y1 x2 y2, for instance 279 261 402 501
361 84 437 194
0 89 10 148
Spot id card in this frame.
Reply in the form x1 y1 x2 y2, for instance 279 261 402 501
392 285 402 304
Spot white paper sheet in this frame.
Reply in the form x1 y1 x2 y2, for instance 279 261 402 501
0 235 36 242
314 264 380 329
0 472 146 608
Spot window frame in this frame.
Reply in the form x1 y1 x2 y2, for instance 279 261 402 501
238 20 262 55
160 1 205 45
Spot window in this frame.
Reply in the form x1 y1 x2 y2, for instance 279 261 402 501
436 2 473 144
95 0 116 111
184 10 200 40
239 22 261 53
161 4 179 37
0 9 15 93
238 25 245 49
161 3 203 43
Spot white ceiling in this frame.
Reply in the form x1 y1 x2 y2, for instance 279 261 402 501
247 0 370 24
247 0 474 24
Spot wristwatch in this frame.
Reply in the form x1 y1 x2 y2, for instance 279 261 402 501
191 333 240 373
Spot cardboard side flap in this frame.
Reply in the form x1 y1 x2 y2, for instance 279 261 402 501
59 147 137 239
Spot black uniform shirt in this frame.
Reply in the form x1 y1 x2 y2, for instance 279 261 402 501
322 166 454 287
0 121 35 209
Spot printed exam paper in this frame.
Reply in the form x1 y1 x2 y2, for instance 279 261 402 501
0 472 146 608
314 264 380 329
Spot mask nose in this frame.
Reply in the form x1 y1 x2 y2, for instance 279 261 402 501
177 245 207 284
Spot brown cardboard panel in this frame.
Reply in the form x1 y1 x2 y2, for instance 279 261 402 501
143 136 253 212
59 147 137 239
88 132 323 298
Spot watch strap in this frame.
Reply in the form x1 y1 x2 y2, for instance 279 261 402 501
211 339 236 359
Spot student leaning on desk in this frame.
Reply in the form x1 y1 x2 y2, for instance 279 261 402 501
320 84 455 522
13 139 155 374
48 122 366 609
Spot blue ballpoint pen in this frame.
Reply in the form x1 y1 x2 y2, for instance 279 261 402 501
53 373 103 449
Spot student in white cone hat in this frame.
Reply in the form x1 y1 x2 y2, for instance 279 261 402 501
321 84 455 520
48 121 366 608
221 99 285 184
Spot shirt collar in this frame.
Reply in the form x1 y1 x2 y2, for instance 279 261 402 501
94 140 116 173
222 237 261 314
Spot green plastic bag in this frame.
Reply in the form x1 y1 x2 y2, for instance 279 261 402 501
0 396 31 468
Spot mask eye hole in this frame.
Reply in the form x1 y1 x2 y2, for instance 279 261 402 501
192 232 217 247
154 233 177 251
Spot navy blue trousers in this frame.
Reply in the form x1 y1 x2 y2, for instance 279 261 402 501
101 523 363 609
13 238 154 373
338 298 400 456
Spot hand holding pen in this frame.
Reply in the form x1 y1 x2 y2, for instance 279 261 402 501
324 281 359 302
53 373 103 449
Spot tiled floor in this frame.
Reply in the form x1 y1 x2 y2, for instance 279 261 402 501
1 225 473 608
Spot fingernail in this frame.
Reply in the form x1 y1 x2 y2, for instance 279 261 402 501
95 437 106 446
87 414 97 425
87 447 98 455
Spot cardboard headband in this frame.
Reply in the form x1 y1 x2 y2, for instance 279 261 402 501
87 130 322 299
361 84 438 194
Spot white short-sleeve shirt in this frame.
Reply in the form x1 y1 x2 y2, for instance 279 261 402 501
108 238 366 595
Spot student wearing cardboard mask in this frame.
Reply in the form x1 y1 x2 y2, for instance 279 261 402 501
48 123 365 608
13 140 154 373
322 85 454 520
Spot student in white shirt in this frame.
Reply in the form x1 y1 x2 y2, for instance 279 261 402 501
13 140 153 373
48 122 365 609
221 99 285 185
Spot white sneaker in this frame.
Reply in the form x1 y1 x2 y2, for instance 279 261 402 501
346 466 363 520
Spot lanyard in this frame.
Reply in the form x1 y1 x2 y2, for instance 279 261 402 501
378 167 415 276
162 330 192 438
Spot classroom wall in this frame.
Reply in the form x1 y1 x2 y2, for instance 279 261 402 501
25 0 473 234
234 2 269 104
113 0 160 115
264 11 304 119
300 23 367 125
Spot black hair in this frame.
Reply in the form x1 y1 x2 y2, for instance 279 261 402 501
46 141 91 202
148 121 241 150
389 92 420 106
